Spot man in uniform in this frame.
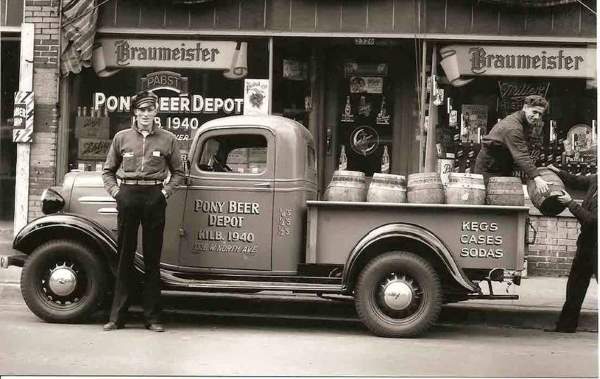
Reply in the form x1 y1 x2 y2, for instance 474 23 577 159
546 164 597 333
102 90 184 332
474 95 550 195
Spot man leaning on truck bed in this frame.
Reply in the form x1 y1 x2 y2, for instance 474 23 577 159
101 90 184 332
474 94 551 196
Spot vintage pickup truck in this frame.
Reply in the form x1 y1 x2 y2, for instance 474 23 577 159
2 115 531 337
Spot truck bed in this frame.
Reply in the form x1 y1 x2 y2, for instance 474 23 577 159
305 201 529 271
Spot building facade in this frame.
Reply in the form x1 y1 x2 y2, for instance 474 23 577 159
0 0 596 276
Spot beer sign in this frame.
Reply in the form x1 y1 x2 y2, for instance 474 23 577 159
12 91 34 143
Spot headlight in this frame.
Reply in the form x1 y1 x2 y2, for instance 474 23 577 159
41 188 65 214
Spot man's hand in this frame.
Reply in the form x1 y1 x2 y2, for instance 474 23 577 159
534 176 550 195
546 164 560 173
556 190 572 205
161 189 169 200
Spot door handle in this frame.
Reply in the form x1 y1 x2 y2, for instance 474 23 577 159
254 183 271 188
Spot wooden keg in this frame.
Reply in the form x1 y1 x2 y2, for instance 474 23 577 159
407 173 445 204
366 173 407 203
445 173 486 205
486 177 525 206
527 167 566 216
324 170 367 202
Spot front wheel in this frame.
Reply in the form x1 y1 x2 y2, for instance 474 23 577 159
354 252 442 337
20 240 108 323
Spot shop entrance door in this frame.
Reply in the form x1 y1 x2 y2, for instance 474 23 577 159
336 61 394 177
0 41 20 221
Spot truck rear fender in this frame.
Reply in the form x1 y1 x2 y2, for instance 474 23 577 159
342 223 479 293
13 214 118 275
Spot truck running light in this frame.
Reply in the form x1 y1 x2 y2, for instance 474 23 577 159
41 188 65 214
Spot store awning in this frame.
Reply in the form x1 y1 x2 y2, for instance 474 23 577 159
61 0 98 77
477 0 580 7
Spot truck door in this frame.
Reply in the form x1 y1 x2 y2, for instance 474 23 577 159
179 128 275 270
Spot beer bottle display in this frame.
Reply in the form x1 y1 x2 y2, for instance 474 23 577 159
339 145 348 170
547 143 555 166
381 145 390 174
464 158 472 174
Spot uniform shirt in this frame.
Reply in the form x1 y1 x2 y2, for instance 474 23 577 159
475 110 540 179
102 122 185 198
557 171 598 251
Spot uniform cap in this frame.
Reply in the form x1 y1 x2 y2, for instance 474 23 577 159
131 90 158 111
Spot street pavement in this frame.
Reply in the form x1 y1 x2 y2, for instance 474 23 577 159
1 302 597 376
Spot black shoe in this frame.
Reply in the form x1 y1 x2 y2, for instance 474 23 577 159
544 327 576 333
103 321 125 331
145 322 165 332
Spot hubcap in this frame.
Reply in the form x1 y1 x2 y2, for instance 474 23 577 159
381 275 415 311
48 264 78 297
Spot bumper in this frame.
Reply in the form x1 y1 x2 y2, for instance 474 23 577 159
0 252 27 268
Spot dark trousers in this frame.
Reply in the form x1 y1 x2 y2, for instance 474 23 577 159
109 184 166 324
556 244 598 331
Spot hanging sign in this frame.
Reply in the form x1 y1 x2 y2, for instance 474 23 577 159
92 39 248 79
12 91 34 143
140 71 189 94
440 45 597 86
350 126 379 156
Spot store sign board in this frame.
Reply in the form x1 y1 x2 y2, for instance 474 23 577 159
440 45 597 85
93 92 243 114
93 39 248 79
12 91 34 143
141 71 189 94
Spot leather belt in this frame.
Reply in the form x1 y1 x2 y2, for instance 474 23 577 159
121 179 163 185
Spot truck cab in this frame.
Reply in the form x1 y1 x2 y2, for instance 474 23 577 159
171 116 317 273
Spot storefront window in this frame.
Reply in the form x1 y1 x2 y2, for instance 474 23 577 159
66 38 269 174
436 76 597 199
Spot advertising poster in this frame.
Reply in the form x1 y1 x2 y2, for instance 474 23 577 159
460 104 488 143
282 59 308 81
244 79 270 115
349 76 383 94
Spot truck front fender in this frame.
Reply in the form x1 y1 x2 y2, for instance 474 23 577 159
13 213 118 274
342 223 479 293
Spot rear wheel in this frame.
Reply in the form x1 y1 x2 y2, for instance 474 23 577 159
355 251 442 337
21 240 107 323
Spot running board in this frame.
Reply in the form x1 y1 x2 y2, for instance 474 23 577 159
162 276 345 294
466 294 519 300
